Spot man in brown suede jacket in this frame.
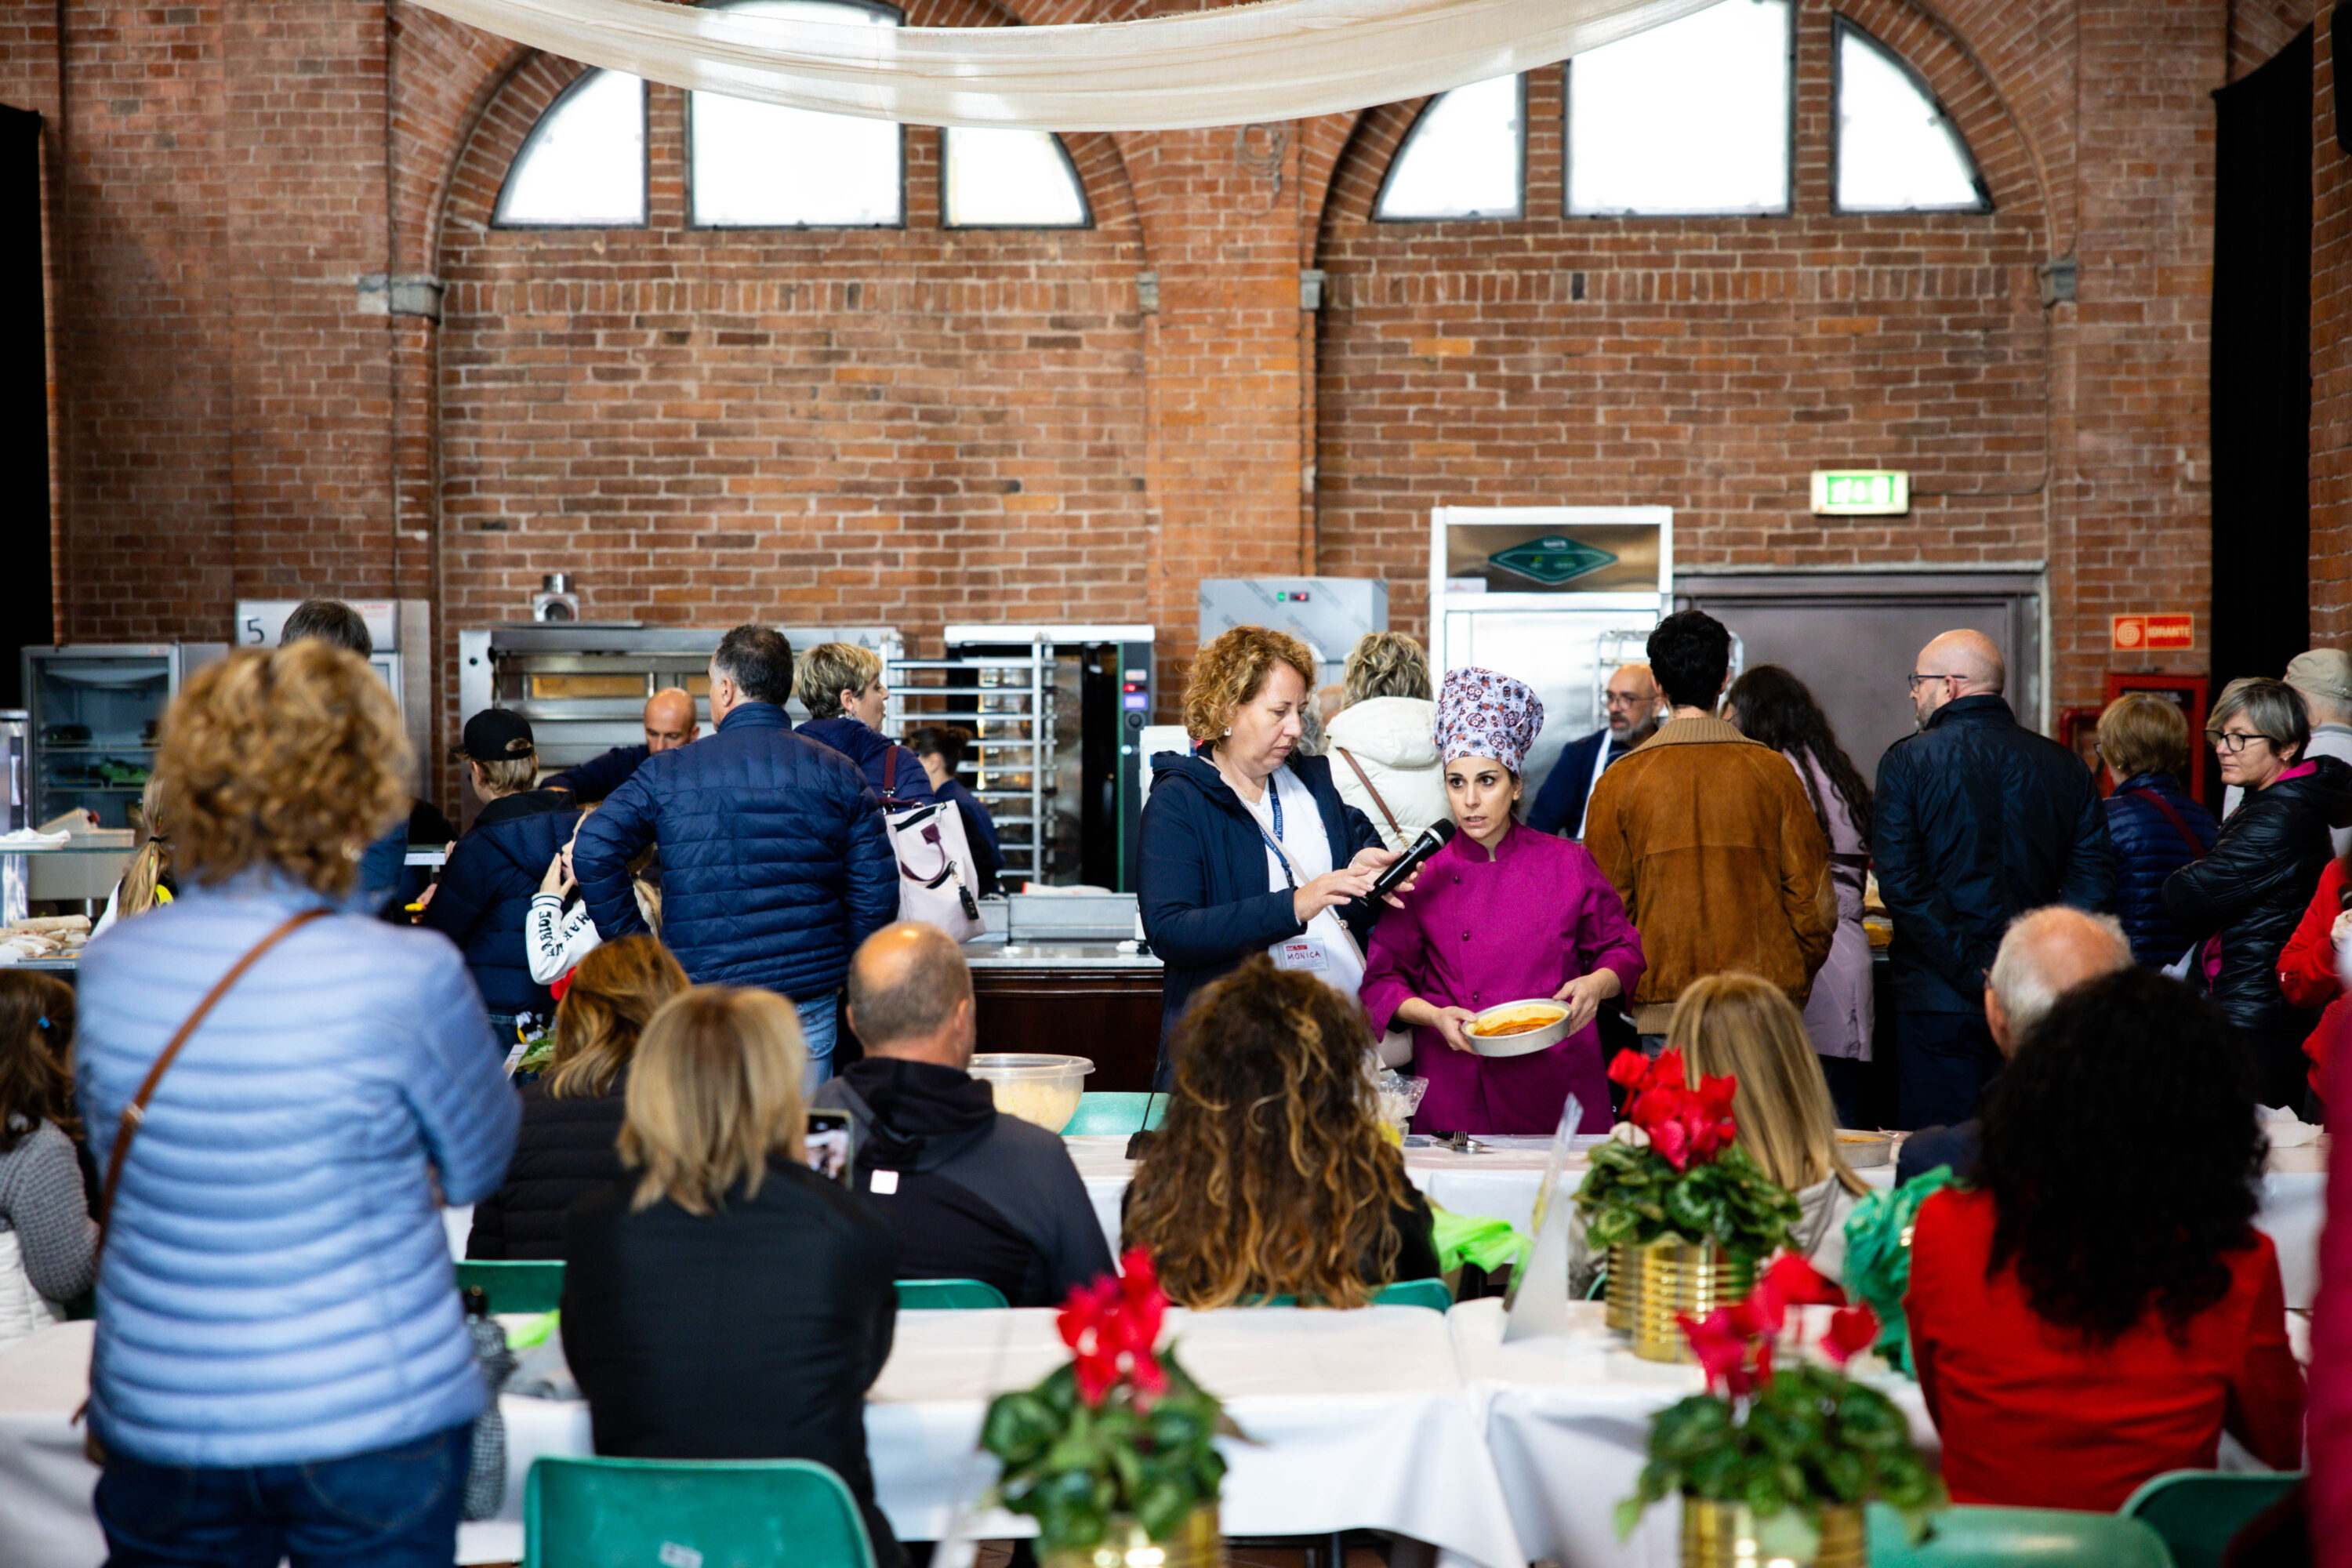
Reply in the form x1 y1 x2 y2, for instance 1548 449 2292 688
1584 610 1835 1044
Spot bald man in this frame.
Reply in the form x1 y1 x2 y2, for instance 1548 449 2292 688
1527 663 1666 838
1873 629 2115 1128
1896 906 2133 1185
812 923 1114 1307
542 688 700 801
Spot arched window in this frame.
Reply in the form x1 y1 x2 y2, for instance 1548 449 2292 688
688 0 904 228
1565 0 1791 216
942 127 1091 227
1834 20 1990 212
494 70 648 227
1374 73 1525 221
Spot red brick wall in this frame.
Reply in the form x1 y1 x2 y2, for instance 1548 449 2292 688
8 0 2267 757
2313 5 2352 641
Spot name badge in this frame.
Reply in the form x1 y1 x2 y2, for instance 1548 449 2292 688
1273 939 1331 973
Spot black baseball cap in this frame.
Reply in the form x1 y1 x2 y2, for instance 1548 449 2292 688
456 708 535 760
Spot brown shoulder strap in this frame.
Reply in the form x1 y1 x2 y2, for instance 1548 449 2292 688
93 908 332 1244
1333 747 1403 840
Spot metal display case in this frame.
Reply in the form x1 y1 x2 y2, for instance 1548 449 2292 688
457 623 906 773
1198 578 1388 690
22 644 226 829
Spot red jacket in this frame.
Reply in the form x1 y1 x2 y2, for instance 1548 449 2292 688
2313 1013 2352 1566
2278 859 2349 1094
1907 1187 2304 1512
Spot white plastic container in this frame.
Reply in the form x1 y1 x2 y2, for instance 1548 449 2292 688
967 1053 1095 1132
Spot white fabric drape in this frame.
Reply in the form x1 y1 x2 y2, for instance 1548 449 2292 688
407 0 1727 131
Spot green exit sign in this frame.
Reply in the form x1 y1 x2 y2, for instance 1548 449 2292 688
1810 470 1910 516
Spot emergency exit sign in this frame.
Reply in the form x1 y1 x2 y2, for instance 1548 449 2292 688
1809 470 1910 515
2112 614 2194 652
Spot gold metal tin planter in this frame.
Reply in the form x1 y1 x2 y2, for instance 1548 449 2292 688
1040 1506 1225 1568
1621 1239 1757 1362
1682 1497 1867 1568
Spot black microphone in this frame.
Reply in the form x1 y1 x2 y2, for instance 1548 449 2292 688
1368 818 1457 902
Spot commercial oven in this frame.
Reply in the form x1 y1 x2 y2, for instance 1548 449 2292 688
1198 578 1388 690
456 622 907 776
925 624 1156 892
21 644 227 829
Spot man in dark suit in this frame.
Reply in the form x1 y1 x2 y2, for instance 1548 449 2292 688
1526 662 1664 838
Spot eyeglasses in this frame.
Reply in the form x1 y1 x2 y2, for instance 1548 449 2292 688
1906 673 1962 691
2210 730 2273 755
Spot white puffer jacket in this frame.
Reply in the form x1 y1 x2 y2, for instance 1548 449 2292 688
1324 697 1449 853
0 1229 64 1348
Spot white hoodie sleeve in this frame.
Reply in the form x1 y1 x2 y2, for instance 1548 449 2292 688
525 894 603 985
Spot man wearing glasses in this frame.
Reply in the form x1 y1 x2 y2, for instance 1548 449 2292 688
1528 662 1666 839
1872 629 2115 1129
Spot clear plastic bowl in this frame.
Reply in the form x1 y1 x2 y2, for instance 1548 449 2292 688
967 1053 1096 1133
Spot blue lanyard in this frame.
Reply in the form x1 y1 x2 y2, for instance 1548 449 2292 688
1254 779 1298 890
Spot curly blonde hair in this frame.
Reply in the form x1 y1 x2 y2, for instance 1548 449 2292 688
1181 626 1317 744
154 643 410 898
1341 632 1432 707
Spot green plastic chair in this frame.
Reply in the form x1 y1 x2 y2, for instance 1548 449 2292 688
1866 1503 2178 1567
524 1455 874 1568
1372 1277 1454 1312
1060 1091 1167 1136
456 1259 565 1315
2121 1470 2301 1568
895 1278 1011 1309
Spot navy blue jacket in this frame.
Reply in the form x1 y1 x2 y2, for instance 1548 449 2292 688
1526 727 1618 837
796 717 937 807
1138 750 1382 1061
572 702 897 1000
544 744 650 802
2103 771 2218 967
1896 1118 1980 1188
421 789 581 1017
938 777 1004 895
1871 695 2116 1014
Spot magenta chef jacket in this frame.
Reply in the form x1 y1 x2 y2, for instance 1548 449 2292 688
1360 820 1645 1135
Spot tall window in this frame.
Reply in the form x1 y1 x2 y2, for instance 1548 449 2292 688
494 71 648 227
1834 21 1989 212
1374 74 1525 220
688 0 904 228
942 127 1091 227
1564 0 1791 216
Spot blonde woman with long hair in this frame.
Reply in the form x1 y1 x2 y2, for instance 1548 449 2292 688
1668 972 1868 1279
465 934 688 1260
1123 954 1439 1307
561 985 906 1568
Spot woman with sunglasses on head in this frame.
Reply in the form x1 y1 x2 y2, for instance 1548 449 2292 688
2165 677 2352 1111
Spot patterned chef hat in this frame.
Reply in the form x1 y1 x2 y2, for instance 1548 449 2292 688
1434 667 1546 775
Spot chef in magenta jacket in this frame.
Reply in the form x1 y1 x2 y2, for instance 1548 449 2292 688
1360 668 1646 1134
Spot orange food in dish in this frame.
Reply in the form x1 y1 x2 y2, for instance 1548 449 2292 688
1472 1007 1566 1037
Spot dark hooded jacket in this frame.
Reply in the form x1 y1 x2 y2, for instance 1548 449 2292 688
465 1073 628 1261
795 717 937 807
1138 749 1382 1062
812 1057 1112 1307
2165 755 2352 1093
422 788 581 1017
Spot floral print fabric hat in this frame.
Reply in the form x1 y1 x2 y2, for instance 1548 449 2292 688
1434 666 1546 775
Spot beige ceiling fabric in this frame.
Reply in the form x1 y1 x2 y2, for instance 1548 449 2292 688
408 0 1726 131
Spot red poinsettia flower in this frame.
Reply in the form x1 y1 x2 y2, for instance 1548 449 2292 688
1649 1116 1692 1171
1679 1305 1760 1399
1764 1252 1845 1309
1823 1303 1882 1367
1058 1252 1173 1409
1607 1048 1651 1088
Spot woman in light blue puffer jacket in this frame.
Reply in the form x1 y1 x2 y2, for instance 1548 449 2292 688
75 641 521 1565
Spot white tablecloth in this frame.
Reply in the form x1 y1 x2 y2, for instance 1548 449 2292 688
0 1308 1530 1568
1064 1138 2332 1308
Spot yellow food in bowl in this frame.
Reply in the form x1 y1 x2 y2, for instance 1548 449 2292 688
984 1077 1085 1133
1472 1005 1567 1037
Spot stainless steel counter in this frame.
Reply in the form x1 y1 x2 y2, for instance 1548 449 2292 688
960 938 1161 971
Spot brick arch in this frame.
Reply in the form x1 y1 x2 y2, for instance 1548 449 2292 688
1311 96 1429 252
390 5 535 274
1832 0 2056 252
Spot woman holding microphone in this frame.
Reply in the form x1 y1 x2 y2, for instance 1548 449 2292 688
1361 669 1645 1134
1138 626 1400 1076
